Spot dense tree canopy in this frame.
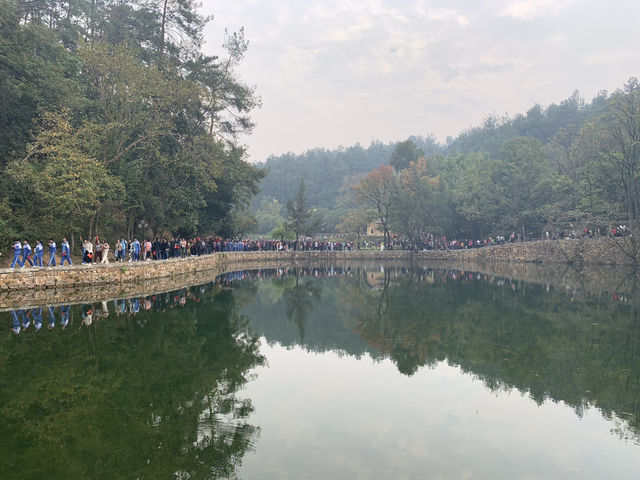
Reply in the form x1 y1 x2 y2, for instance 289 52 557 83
0 0 263 246
252 80 640 242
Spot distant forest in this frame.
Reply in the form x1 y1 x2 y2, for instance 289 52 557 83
252 83 640 244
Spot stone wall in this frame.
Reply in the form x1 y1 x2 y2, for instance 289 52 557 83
0 238 636 310
411 237 633 265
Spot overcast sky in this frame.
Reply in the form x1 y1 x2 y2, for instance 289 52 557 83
201 0 640 162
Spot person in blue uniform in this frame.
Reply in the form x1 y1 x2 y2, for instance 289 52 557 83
60 237 72 266
10 310 21 334
132 238 140 261
32 308 43 331
60 305 70 329
33 240 44 267
20 309 30 331
119 238 127 262
21 240 34 267
48 306 56 329
47 238 57 266
10 239 22 269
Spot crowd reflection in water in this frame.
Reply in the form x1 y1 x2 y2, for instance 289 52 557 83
6 266 632 335
10 305 71 334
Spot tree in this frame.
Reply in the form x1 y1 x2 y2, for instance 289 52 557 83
0 1 80 166
457 152 509 237
270 221 294 243
495 137 555 238
187 28 260 142
354 165 396 245
337 208 374 244
285 179 321 242
0 1 264 241
391 157 448 248
230 208 257 239
5 110 124 244
592 78 640 222
255 198 284 234
156 0 208 62
390 139 424 172
458 139 555 239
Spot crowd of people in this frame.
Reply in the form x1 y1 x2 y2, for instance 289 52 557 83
8 238 72 269
5 235 368 269
6 224 634 270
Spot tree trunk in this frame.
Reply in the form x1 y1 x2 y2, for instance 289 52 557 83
88 213 95 241
70 220 75 251
160 0 168 57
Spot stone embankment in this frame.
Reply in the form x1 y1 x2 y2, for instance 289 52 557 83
0 237 635 309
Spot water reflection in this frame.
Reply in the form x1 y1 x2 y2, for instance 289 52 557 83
238 266 640 443
2 266 640 479
0 276 265 480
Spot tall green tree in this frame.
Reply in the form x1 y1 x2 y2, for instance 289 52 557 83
285 179 321 242
5 110 124 244
391 157 451 247
390 139 424 172
255 198 284 234
0 1 80 165
459 139 555 238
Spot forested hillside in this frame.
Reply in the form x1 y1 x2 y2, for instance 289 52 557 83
252 83 639 243
0 0 262 245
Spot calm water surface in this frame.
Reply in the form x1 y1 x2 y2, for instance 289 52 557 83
1 266 639 479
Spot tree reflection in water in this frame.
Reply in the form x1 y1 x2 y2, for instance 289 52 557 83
0 281 264 480
2 265 640 479
240 265 640 442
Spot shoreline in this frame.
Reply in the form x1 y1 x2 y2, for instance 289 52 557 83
0 238 637 310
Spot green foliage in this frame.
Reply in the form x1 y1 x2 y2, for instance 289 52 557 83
270 221 295 242
0 1 81 165
354 165 395 244
391 158 452 245
0 285 264 479
6 111 124 239
337 208 375 241
389 139 424 172
255 198 284 234
240 268 640 439
0 1 262 240
285 179 321 241
252 142 396 213
253 85 637 239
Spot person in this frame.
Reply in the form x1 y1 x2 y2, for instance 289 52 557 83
144 239 152 260
94 236 102 263
21 240 34 267
113 239 121 261
47 238 57 267
32 308 43 331
60 304 70 329
131 238 140 261
10 310 21 334
80 304 93 329
81 237 93 264
60 237 72 266
10 239 22 269
48 306 56 329
119 238 127 262
101 241 110 264
33 240 44 267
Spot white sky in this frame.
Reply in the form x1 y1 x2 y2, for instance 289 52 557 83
201 0 640 162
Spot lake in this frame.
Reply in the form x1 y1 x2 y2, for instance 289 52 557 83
1 265 639 479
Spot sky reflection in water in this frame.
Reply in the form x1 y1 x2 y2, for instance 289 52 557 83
2 266 640 479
